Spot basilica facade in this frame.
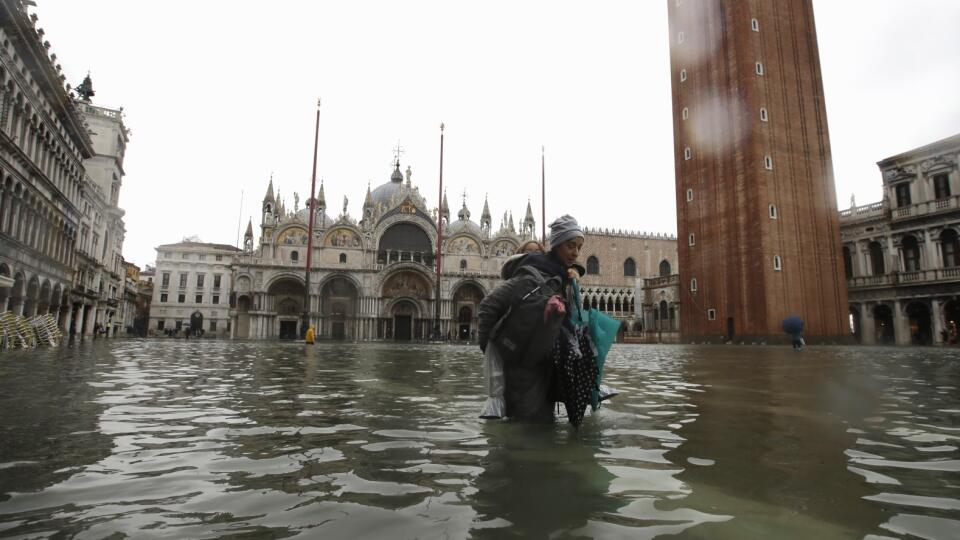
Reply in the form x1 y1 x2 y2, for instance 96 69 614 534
228 162 677 341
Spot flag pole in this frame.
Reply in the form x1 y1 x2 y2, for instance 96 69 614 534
302 98 320 339
433 123 445 340
541 145 546 245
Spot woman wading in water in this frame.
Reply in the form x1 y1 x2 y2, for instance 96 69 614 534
478 215 585 422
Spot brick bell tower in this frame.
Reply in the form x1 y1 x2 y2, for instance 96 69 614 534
667 0 849 342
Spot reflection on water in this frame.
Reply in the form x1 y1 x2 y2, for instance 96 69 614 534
0 341 958 538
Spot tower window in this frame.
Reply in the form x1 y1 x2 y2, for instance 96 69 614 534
769 204 778 219
684 147 692 160
708 309 717 320
339 253 347 263
756 62 764 75
686 188 694 202
764 155 773 170
690 278 698 292
751 18 760 32
678 31 685 44
682 107 689 120
760 107 768 122
688 233 696 246
680 69 687 82
774 255 782 271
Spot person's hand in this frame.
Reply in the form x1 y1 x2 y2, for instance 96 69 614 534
567 268 579 281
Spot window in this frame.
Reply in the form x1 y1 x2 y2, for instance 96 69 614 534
209 320 217 331
177 294 185 303
678 31 684 44
659 259 671 277
686 188 694 202
339 253 347 263
760 107 768 122
769 204 778 219
690 278 698 292
688 233 696 246
755 62 764 75
161 272 170 287
586 256 600 275
160 293 168 303
842 246 853 279
195 294 203 304
682 107 689 120
215 254 223 261
774 255 782 271
751 18 759 31
941 229 960 268
680 69 687 82
213 274 222 288
164 252 171 259
902 235 920 272
869 241 885 275
157 320 165 330
764 155 773 170
623 258 636 277
181 253 189 259
708 309 717 320
179 273 187 288
196 274 205 288
684 147 691 160
198 254 206 261
460 259 467 271
895 183 911 207
291 250 299 262
934 173 951 199
212 294 220 305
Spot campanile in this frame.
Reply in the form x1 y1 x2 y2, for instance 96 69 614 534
667 0 848 342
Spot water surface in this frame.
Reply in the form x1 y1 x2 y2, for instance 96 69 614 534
1 341 958 538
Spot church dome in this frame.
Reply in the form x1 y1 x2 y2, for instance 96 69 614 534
370 162 426 210
446 202 482 237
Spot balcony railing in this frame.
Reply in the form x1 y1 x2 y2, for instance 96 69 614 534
642 274 679 288
848 267 960 289
839 201 886 222
891 195 960 222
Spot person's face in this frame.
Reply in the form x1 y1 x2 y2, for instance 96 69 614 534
554 237 583 267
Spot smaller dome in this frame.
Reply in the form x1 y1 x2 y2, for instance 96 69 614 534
390 163 403 183
446 217 482 237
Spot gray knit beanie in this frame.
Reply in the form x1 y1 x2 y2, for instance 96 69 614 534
548 215 584 249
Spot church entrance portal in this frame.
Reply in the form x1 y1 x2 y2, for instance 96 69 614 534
279 320 299 340
458 306 472 340
391 300 418 341
332 321 345 340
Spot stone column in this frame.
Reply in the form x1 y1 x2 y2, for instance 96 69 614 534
893 300 910 345
932 298 945 345
887 237 898 273
924 230 939 270
83 304 95 336
861 303 876 345
61 303 73 333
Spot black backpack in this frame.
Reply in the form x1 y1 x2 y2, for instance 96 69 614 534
491 269 564 364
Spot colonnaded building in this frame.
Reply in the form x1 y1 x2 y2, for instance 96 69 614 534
226 162 677 340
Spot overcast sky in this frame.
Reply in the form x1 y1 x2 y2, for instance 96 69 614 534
34 1 960 269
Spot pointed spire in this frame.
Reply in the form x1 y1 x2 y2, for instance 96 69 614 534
263 175 275 203
508 211 515 232
441 190 450 223
524 199 535 223
317 179 326 208
364 181 373 207
458 198 471 221
245 218 253 237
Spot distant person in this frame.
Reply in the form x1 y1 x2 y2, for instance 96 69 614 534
305 325 315 345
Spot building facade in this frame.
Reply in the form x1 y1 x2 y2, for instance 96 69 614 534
0 1 91 329
841 134 960 345
228 162 675 341
150 241 239 337
668 0 848 342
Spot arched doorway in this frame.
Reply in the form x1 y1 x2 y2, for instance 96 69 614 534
873 304 895 344
190 311 204 337
321 276 358 341
906 302 932 345
391 300 419 341
267 277 305 339
9 272 24 315
38 280 51 315
452 282 484 341
23 276 39 317
0 263 11 311
944 300 960 343
382 271 432 340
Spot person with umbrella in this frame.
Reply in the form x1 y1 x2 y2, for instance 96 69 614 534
783 316 804 350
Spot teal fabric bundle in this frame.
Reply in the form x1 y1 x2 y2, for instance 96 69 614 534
571 281 620 409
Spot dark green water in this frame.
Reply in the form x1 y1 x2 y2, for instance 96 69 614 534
1 341 958 539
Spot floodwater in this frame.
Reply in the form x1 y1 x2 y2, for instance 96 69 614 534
0 342 958 539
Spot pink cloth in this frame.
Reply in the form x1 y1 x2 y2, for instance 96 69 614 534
544 295 566 322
